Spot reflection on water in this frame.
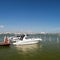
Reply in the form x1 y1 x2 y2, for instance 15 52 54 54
57 37 59 43
14 44 42 55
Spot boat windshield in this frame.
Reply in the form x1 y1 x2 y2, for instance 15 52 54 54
19 35 25 40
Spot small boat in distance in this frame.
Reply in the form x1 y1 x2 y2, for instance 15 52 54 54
9 34 42 45
0 36 10 46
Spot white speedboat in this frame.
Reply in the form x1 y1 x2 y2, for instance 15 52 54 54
9 34 42 45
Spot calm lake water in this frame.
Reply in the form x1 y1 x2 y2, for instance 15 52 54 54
0 34 60 60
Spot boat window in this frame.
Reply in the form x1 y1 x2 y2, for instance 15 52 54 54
25 37 28 39
17 36 21 37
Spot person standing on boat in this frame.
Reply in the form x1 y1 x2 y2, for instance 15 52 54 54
4 36 10 44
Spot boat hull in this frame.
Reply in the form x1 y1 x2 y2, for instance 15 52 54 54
13 40 40 45
0 43 10 46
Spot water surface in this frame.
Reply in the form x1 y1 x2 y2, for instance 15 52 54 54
0 34 60 60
